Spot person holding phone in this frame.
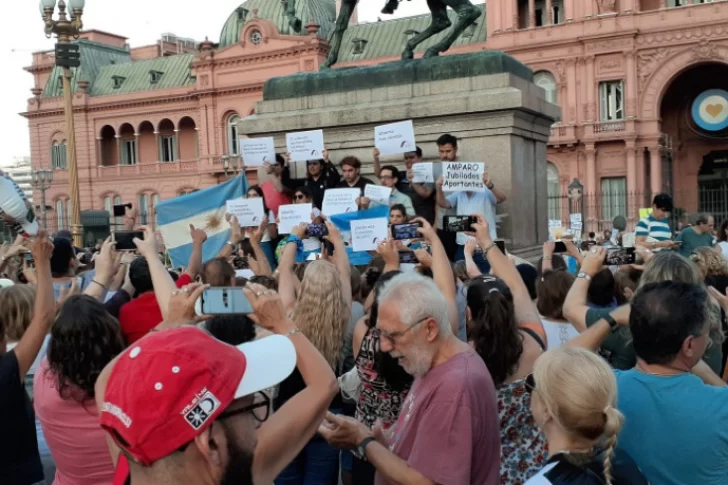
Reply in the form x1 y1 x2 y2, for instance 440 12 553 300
245 186 278 270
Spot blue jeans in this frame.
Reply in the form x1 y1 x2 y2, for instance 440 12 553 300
275 437 340 485
454 245 491 274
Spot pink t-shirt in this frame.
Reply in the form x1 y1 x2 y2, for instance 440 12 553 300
375 350 501 485
33 359 115 485
260 181 291 218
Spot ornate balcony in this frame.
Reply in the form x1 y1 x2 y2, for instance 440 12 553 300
96 160 200 179
593 121 626 134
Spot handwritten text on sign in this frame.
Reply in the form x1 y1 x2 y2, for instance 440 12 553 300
442 162 485 192
351 218 389 252
241 137 275 167
374 120 416 156
226 198 264 227
286 130 325 163
322 188 360 217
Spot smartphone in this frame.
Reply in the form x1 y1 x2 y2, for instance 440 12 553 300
114 231 144 251
200 287 254 315
399 252 417 264
113 203 132 217
307 223 328 239
443 216 477 233
392 222 421 240
23 252 33 263
495 239 506 254
553 241 567 253
605 247 636 266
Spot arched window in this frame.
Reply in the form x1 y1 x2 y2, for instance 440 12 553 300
104 195 123 226
56 199 65 231
534 71 558 106
52 141 68 169
547 162 562 221
227 114 241 155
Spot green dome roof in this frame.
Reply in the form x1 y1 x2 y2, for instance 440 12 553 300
219 0 336 49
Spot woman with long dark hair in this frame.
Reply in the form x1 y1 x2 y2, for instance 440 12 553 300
33 295 125 485
467 215 548 484
246 185 279 269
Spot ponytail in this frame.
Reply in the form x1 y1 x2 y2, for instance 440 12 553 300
601 406 624 485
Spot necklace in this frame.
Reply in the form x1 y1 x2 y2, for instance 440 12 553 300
635 362 687 376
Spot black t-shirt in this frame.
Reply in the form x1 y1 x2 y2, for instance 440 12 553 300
527 449 648 485
0 350 44 485
336 177 374 196
397 180 436 224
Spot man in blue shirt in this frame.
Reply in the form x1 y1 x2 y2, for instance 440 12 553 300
676 212 715 257
635 193 680 251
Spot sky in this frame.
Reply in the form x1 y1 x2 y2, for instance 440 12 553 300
0 0 463 167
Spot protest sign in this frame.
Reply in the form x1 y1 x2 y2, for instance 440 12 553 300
639 208 653 219
322 188 360 217
412 162 434 184
548 220 566 241
374 120 416 156
350 218 389 252
226 198 264 227
442 162 485 192
364 184 392 205
569 213 583 232
278 203 312 234
286 130 325 162
240 137 275 167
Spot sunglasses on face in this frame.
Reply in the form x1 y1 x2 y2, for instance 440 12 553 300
294 194 306 201
524 373 536 393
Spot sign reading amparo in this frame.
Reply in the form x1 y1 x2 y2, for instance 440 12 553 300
442 162 485 192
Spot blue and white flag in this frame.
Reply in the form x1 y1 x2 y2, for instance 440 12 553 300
330 205 390 266
156 175 248 268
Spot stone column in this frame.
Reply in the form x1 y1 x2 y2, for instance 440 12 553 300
567 58 577 124
194 128 200 159
585 56 596 122
154 131 161 162
529 0 536 27
585 143 597 195
115 135 122 165
173 129 180 161
624 50 636 119
626 139 637 222
546 0 553 24
564 0 574 21
649 146 662 196
134 133 140 165
96 137 103 166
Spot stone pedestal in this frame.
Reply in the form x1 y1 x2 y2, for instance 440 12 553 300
239 52 559 249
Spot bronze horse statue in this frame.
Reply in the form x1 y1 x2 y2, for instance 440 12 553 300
283 0 481 69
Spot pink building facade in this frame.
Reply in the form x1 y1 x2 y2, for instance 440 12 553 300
22 0 728 232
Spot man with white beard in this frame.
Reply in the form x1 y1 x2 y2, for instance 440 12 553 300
319 270 501 485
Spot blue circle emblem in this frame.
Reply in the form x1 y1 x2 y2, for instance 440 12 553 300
692 89 728 132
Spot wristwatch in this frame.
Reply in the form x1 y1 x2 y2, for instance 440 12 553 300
603 313 619 333
358 437 377 458
577 272 592 281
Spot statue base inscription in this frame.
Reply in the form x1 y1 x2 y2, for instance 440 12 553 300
241 51 560 248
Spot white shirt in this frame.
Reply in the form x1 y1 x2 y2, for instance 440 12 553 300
446 190 498 245
540 318 580 350
718 241 728 260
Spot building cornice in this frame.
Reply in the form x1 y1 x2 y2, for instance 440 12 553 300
193 43 328 70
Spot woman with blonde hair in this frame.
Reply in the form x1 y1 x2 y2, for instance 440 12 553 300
274 221 351 485
526 347 647 485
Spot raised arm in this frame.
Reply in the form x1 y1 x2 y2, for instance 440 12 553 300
483 172 507 203
405 168 434 199
563 247 606 332
133 226 177 320
324 221 352 316
249 219 273 277
463 240 482 279
245 285 338 485
473 214 542 328
216 214 243 259
83 238 120 301
414 217 458 334
278 224 305 310
377 239 400 274
0 235 26 274
13 231 55 379
373 148 382 178
185 224 207 279
435 176 452 209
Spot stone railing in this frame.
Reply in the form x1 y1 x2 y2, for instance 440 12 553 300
96 160 200 179
593 121 626 133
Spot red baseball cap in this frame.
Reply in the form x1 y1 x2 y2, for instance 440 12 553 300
100 327 296 466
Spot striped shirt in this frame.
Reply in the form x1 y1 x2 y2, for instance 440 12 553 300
635 214 672 241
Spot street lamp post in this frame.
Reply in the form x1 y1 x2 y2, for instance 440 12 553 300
31 169 54 229
40 0 85 248
221 155 243 179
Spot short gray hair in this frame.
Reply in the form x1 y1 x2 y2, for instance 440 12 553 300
694 212 712 226
377 272 451 335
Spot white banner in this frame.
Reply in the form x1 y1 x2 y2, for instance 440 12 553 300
351 218 389 252
241 137 275 167
277 203 312 234
442 162 485 192
374 120 416 156
226 198 265 227
286 130 325 162
321 188 360 217
364 184 392 205
412 162 433 184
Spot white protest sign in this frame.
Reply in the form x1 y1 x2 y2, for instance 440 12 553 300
350 218 389 252
569 213 583 232
442 162 485 192
240 137 275 167
364 184 392 205
374 120 416 156
286 130 325 162
412 162 433 184
321 188 360 217
277 203 312 234
226 198 264 227
235 269 255 279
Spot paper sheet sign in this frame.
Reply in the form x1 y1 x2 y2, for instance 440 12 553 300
350 218 389 252
569 213 583 232
286 130 325 162
639 208 653 219
240 137 275 167
364 184 392 205
374 120 416 156
226 198 265 227
277 203 312 234
321 188 360 217
412 162 434 184
442 162 485 192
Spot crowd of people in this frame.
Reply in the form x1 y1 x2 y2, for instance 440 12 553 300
1 135 727 485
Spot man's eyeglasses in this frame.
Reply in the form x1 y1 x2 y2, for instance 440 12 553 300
375 317 429 345
217 391 271 424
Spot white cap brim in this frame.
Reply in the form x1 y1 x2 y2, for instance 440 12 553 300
234 334 296 398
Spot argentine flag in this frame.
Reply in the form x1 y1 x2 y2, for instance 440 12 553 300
330 205 390 266
156 175 248 268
